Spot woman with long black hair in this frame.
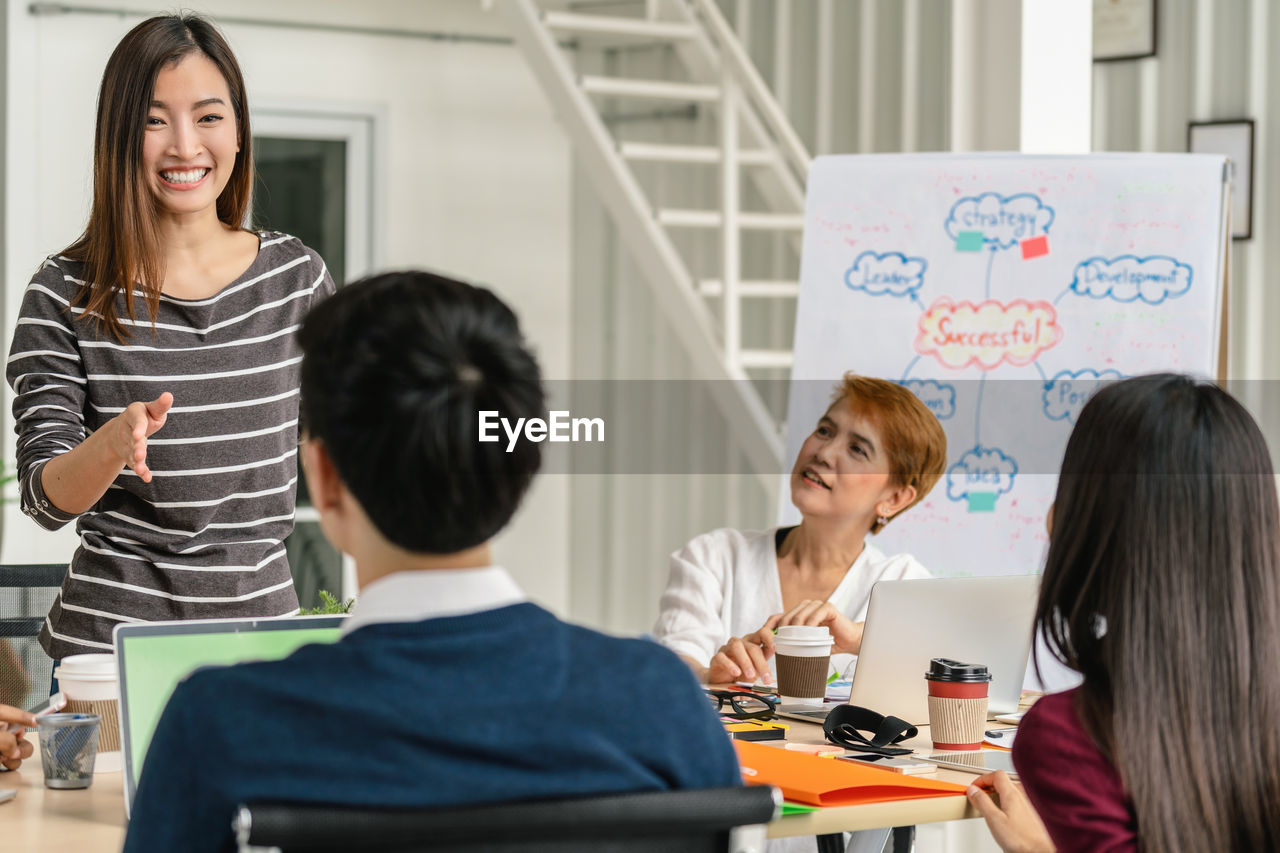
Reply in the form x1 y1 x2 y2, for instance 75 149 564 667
970 374 1280 852
6 14 334 661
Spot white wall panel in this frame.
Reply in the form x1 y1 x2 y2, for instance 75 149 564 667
1092 0 1272 396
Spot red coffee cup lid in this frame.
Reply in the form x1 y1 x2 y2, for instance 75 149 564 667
924 657 991 683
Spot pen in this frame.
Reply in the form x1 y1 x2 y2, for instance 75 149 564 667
5 693 63 734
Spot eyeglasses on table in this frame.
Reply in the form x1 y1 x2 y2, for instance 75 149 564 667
704 689 779 721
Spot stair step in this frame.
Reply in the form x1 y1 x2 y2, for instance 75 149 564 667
698 279 799 298
581 76 719 102
543 11 698 43
658 209 806 230
620 142 773 166
739 350 795 369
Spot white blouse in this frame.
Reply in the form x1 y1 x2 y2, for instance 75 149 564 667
652 527 931 673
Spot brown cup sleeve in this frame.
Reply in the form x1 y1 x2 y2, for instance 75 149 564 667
64 698 120 753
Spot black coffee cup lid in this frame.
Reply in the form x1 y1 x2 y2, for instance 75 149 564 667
924 657 991 682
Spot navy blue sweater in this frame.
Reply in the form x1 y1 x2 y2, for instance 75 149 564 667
123 603 741 852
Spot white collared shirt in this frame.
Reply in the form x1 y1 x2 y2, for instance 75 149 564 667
652 527 930 669
340 566 526 636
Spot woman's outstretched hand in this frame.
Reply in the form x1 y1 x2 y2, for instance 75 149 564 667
39 390 176 515
113 392 173 481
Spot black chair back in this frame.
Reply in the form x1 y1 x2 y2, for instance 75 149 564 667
234 785 778 853
0 563 66 708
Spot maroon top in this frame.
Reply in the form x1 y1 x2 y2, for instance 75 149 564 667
1012 688 1138 852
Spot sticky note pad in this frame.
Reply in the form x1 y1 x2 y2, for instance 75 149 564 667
967 493 997 512
724 720 789 737
782 802 822 816
1020 235 1049 259
955 231 985 251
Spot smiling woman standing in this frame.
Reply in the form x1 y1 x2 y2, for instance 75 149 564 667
6 15 334 661
654 374 947 685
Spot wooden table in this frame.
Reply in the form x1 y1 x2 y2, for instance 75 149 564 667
0 724 985 848
0 736 126 850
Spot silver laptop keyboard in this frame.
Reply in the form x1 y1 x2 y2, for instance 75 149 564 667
780 708 830 720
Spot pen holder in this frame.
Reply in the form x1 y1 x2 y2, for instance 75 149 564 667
37 713 101 789
55 653 121 773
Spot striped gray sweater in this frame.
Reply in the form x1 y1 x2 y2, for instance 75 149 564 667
6 232 335 658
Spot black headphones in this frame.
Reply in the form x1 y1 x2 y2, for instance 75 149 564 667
823 705 917 756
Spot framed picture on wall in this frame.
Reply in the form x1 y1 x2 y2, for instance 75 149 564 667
1188 119 1255 241
1093 0 1157 62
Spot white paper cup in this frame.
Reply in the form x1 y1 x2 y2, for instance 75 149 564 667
773 626 833 703
54 654 121 773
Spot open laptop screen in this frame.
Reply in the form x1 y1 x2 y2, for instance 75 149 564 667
114 616 345 814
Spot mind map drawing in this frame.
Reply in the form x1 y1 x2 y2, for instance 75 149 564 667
841 191 1199 513
787 154 1227 578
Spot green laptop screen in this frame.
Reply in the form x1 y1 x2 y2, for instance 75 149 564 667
118 619 343 798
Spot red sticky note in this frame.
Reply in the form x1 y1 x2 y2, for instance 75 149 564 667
1020 235 1049 259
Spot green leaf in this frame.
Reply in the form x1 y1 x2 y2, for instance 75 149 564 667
299 589 354 615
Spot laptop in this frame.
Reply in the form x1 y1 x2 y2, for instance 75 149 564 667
114 615 346 816
775 575 1039 726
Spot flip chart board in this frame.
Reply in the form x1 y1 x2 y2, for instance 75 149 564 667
784 154 1230 577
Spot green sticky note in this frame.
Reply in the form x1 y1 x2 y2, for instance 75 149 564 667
956 230 985 251
967 492 997 512
782 802 822 815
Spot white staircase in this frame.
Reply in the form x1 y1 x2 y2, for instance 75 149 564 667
501 0 811 477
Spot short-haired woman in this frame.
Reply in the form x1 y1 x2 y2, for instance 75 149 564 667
969 374 1280 853
6 15 334 661
654 374 947 685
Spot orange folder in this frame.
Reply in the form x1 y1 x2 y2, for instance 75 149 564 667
735 741 967 808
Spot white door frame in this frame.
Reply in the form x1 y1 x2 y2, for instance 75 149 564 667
251 99 387 283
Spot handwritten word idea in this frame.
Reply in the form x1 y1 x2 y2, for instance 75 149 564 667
946 445 1018 511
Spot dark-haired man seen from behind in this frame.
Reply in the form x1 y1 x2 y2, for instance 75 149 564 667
124 271 741 852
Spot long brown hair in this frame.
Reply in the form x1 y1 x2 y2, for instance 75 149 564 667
1038 374 1280 851
65 14 253 341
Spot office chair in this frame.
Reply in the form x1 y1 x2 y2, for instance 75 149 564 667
234 784 779 853
0 563 65 709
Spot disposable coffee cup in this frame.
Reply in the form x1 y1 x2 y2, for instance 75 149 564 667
924 658 991 750
54 654 121 773
773 626 833 703
37 713 101 789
